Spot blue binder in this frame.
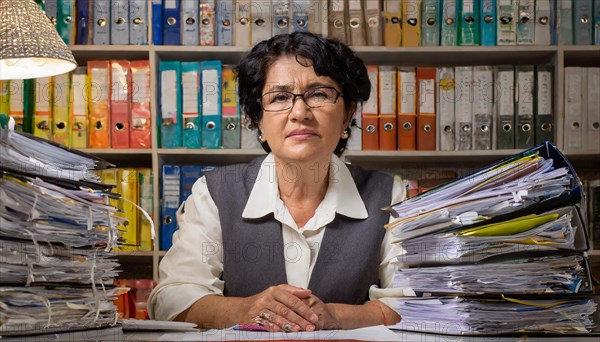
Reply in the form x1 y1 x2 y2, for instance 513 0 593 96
441 0 458 46
152 0 163 45
291 0 309 32
181 62 202 148
111 0 130 45
573 0 593 45
162 0 181 45
159 61 183 148
180 165 204 204
480 0 496 46
421 0 441 46
129 0 148 45
216 0 234 45
200 61 223 149
76 0 90 44
160 165 181 251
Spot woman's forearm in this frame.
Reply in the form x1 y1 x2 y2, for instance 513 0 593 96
326 301 401 330
175 294 247 329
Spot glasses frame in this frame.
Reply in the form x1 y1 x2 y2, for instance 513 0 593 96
258 86 344 112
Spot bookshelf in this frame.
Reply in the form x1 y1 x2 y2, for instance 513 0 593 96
67 41 600 282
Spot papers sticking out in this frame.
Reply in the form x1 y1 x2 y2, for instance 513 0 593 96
395 206 583 266
385 144 578 241
0 128 111 182
386 296 596 335
393 254 590 294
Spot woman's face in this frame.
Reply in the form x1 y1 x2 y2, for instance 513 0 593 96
258 56 350 165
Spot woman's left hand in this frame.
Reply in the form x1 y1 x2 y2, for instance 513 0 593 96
300 295 341 330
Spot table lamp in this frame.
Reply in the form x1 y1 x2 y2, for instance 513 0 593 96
0 0 77 80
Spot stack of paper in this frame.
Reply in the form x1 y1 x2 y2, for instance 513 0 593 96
0 128 121 336
384 142 596 335
386 297 596 335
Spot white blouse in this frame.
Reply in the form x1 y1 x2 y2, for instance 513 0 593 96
148 154 407 321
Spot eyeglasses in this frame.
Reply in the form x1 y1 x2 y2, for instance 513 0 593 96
259 86 343 112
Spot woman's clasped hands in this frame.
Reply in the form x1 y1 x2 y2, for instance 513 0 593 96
239 284 340 332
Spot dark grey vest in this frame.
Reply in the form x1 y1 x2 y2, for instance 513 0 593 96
204 157 392 304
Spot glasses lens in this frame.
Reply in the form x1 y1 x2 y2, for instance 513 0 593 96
262 91 294 111
305 87 339 108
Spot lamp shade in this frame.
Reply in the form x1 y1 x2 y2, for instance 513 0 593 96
0 0 77 80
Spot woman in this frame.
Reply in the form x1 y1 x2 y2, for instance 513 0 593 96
148 32 404 332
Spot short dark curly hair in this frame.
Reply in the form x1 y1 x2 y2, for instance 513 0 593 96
235 32 371 156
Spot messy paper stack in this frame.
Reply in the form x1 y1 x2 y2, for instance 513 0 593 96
0 128 122 336
382 142 597 335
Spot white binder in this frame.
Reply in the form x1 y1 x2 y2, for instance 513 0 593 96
111 0 129 45
437 67 455 151
473 66 494 150
533 0 551 45
93 0 111 45
273 0 290 35
364 0 383 45
564 67 584 152
235 0 251 47
251 0 273 44
585 68 600 152
181 0 199 45
454 66 474 151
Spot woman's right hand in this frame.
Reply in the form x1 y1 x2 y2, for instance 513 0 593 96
239 284 320 332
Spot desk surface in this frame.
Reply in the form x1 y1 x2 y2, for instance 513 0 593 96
3 326 599 342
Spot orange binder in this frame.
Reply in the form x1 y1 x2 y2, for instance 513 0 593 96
383 0 402 47
130 60 151 148
416 67 436 151
401 0 421 46
88 60 111 148
362 65 379 150
397 67 417 150
378 66 397 150
110 60 131 149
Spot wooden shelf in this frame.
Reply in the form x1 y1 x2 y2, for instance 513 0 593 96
352 45 557 66
157 148 266 165
153 45 250 64
562 45 600 66
81 149 153 167
70 45 150 63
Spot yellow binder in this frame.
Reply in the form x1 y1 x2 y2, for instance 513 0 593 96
138 168 153 251
33 77 53 141
52 72 71 146
117 168 139 251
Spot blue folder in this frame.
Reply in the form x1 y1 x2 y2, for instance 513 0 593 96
160 165 181 250
162 0 181 45
76 0 90 44
152 0 163 45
